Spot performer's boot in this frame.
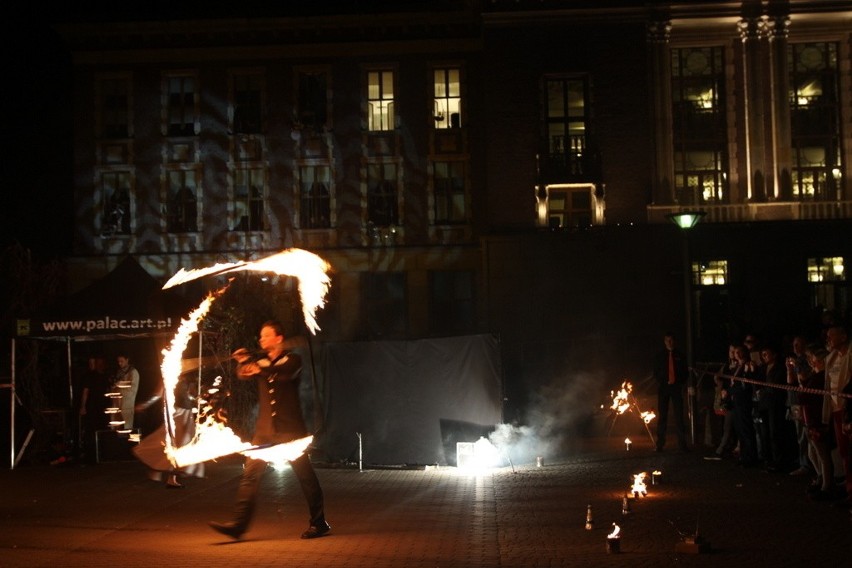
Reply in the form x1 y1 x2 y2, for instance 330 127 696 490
208 500 253 539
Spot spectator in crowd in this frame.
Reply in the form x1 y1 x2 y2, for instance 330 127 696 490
755 344 792 472
823 324 851 509
786 335 813 477
729 344 759 467
799 345 834 500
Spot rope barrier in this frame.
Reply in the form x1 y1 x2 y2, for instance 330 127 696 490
693 367 852 400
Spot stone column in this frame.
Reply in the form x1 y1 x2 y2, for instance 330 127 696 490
648 19 676 205
766 13 793 201
737 14 769 202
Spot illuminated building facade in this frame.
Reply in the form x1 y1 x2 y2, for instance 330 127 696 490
58 1 851 415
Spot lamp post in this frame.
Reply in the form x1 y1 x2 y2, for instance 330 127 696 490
666 210 705 446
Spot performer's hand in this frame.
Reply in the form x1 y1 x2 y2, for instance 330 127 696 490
238 362 262 376
231 348 253 363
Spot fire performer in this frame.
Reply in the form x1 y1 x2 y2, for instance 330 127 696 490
208 320 331 540
652 333 690 452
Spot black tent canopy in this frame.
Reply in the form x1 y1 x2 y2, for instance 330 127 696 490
7 256 194 468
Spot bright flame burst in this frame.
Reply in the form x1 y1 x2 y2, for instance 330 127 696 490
640 410 656 424
631 472 648 496
163 248 331 334
160 248 331 468
610 382 632 414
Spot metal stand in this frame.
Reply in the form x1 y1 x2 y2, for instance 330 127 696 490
608 393 656 447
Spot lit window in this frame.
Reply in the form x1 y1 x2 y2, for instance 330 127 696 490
544 76 588 177
299 165 331 229
692 260 728 286
788 42 842 201
232 167 265 231
166 170 198 233
367 70 395 131
166 74 197 137
546 185 593 229
433 67 461 129
433 160 466 224
807 257 845 282
671 47 728 204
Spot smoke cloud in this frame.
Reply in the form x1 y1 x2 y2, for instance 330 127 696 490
489 371 606 465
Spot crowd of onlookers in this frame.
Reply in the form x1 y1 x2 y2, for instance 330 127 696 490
694 322 852 511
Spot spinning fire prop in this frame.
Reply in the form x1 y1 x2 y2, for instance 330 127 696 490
608 381 656 446
159 248 331 468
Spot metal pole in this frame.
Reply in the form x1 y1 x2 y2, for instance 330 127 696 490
10 338 15 470
682 234 696 446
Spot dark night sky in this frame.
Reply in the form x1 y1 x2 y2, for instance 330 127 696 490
7 11 74 259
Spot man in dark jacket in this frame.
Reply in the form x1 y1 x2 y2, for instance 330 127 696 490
209 320 330 540
653 332 690 452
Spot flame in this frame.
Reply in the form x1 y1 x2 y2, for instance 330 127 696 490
631 472 647 496
162 248 331 334
624 437 632 448
159 248 331 468
608 523 621 539
243 435 313 465
640 410 656 424
610 381 632 414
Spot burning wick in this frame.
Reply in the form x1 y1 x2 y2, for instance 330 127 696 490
624 437 632 451
606 523 622 554
651 470 662 485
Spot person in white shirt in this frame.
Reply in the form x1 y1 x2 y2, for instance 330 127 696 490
822 325 852 509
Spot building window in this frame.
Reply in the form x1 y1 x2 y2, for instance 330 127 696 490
98 76 130 139
367 161 399 227
367 69 395 131
299 165 331 229
297 69 329 130
807 257 845 283
544 76 589 178
807 256 847 315
429 270 474 334
433 67 461 129
232 72 264 134
165 74 197 137
362 272 407 338
432 160 466 224
671 47 728 204
692 260 728 286
166 170 198 233
546 185 594 229
789 42 842 201
232 167 265 231
100 171 132 236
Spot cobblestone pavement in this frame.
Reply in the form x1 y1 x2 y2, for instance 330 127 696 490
1 436 849 567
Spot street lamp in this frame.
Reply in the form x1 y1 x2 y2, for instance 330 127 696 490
666 210 705 445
